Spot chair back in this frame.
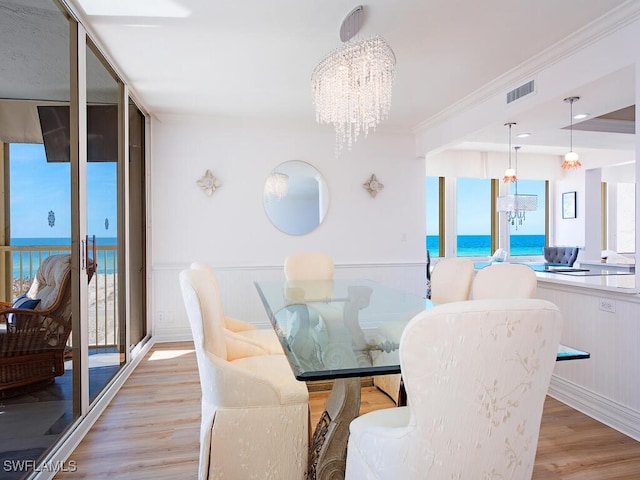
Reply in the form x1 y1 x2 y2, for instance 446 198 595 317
190 261 220 289
179 269 227 361
543 246 579 266
471 263 537 299
400 298 562 478
284 252 334 281
429 257 474 304
27 254 72 312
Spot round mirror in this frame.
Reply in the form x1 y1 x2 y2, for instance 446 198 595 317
263 160 329 235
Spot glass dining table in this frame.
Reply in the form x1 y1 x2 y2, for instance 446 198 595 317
255 278 590 480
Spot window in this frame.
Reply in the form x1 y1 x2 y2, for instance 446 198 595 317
457 177 492 257
614 182 635 253
425 176 442 256
508 180 547 256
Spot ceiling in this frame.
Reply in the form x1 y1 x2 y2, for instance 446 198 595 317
2 0 638 155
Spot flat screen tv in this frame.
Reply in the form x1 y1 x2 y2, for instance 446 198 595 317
37 105 118 162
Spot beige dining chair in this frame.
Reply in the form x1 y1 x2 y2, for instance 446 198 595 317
284 251 335 281
429 256 475 304
190 261 283 355
346 298 563 480
471 262 537 299
374 256 475 402
179 268 309 479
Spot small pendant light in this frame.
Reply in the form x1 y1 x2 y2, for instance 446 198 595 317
562 96 582 169
503 122 517 183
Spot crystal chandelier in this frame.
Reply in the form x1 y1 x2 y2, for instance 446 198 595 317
562 96 582 169
311 6 396 154
264 172 289 201
497 124 537 229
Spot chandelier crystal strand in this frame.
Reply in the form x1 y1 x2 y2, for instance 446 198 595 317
312 35 396 154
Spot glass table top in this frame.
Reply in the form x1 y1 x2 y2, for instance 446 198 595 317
255 279 429 380
255 279 590 380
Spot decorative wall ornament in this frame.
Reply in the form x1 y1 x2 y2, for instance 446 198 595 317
363 174 384 198
197 169 222 196
48 210 55 227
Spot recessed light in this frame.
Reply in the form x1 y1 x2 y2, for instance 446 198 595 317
515 132 531 138
573 113 589 120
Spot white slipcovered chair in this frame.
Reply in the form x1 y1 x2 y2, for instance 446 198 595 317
190 261 283 354
471 262 537 299
284 251 335 281
429 256 475 304
346 298 563 480
179 268 309 479
374 257 475 402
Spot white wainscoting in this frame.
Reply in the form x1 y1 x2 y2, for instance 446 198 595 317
152 262 428 342
538 282 640 441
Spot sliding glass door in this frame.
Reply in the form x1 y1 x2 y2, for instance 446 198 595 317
0 1 148 476
85 40 125 403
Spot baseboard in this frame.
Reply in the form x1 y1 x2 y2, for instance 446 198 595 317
548 374 640 441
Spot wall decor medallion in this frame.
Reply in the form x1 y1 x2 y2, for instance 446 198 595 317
363 174 384 198
197 169 222 196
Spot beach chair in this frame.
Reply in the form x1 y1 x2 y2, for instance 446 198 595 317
0 254 74 396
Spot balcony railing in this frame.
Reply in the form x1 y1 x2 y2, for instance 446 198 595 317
0 244 118 348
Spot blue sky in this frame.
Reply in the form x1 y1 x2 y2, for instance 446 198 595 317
10 143 117 239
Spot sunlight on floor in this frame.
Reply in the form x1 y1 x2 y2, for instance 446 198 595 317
148 349 194 361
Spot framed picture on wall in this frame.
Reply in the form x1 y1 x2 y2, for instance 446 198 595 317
562 191 576 219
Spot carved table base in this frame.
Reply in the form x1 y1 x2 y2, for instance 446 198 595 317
307 377 361 480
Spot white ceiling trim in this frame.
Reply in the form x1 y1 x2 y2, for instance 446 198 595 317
413 0 640 136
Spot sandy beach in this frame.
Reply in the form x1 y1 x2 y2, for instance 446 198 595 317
10 273 118 347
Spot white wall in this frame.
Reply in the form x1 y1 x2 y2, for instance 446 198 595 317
150 117 426 338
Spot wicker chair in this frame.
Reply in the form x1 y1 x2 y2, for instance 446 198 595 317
0 254 73 396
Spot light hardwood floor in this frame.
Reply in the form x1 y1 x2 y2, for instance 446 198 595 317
55 342 640 479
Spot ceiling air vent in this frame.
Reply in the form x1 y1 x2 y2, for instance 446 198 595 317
507 80 535 104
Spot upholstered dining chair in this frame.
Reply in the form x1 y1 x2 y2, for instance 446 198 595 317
179 269 309 480
374 256 475 402
190 261 283 354
346 298 563 480
429 257 475 304
284 251 335 281
471 262 537 299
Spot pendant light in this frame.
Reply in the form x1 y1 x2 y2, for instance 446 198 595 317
562 96 582 169
503 122 517 183
497 124 537 229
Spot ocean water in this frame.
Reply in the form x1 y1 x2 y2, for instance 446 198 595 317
427 235 545 257
8 237 118 278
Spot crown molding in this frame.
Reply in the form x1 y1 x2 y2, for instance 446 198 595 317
413 1 640 135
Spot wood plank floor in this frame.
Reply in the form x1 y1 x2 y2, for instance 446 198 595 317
56 342 640 479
